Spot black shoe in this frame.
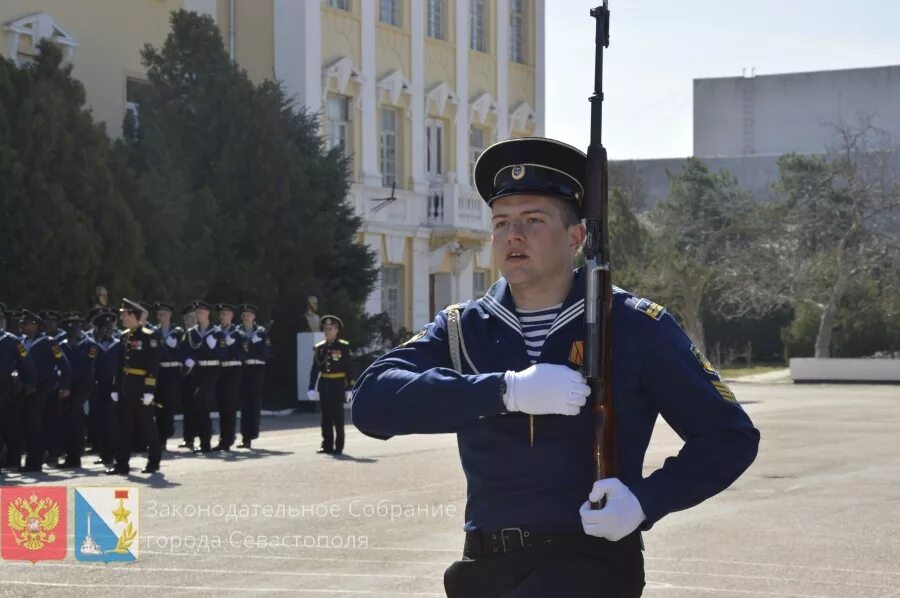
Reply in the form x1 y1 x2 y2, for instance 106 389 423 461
194 445 212 454
104 466 129 476
59 460 82 469
237 440 252 449
18 464 42 473
316 448 334 454
334 449 343 455
177 441 193 449
141 463 160 474
213 444 231 452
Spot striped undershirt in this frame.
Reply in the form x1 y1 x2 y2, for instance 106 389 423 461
516 303 563 363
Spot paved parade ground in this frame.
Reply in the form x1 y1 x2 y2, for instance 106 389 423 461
1 379 898 597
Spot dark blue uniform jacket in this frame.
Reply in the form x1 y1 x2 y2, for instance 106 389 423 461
22 333 71 390
0 331 37 388
61 334 98 388
353 268 760 534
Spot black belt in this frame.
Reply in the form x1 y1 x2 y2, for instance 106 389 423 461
464 528 641 559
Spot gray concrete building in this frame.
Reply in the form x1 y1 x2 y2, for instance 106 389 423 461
620 64 900 207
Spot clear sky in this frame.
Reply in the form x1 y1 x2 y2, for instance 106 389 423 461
546 0 900 159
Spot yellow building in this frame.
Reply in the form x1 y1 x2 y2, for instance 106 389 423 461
1 0 544 332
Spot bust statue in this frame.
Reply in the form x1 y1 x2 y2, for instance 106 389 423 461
304 295 321 332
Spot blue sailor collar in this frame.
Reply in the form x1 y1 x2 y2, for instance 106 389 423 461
476 267 587 340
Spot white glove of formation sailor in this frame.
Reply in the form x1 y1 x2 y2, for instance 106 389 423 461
165 335 177 348
142 393 154 407
307 390 320 401
502 363 589 415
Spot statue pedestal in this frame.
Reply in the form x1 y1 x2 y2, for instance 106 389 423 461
296 331 325 404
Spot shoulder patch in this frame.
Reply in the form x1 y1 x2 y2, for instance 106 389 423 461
400 327 427 347
633 298 665 320
142 326 155 335
314 340 326 348
338 339 349 345
690 344 718 376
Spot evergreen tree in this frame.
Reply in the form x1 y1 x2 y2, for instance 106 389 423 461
0 42 140 310
123 11 377 403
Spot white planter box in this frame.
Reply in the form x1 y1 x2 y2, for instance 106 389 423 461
789 358 900 383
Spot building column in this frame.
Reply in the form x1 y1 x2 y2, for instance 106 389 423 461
412 233 431 326
360 0 381 188
364 233 383 315
455 0 470 188
534 0 545 136
274 0 320 114
496 0 509 141
410 0 427 193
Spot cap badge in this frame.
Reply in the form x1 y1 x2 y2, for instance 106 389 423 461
511 164 525 180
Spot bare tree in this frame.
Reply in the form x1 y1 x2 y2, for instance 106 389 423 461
642 158 763 354
759 119 900 357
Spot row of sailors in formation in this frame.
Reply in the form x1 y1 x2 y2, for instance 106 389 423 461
0 300 272 477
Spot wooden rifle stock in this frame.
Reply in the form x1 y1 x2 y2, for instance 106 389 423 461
584 2 615 510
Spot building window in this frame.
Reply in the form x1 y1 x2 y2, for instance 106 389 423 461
326 94 352 158
469 127 485 184
427 0 445 40
380 108 398 188
380 0 401 26
125 77 151 130
425 118 445 180
327 0 351 10
473 270 489 298
382 265 405 331
510 0 526 63
470 0 487 52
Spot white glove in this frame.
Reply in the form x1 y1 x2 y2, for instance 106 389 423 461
307 390 320 401
225 335 235 346
579 478 646 542
205 335 217 349
142 393 154 406
184 357 196 369
251 334 262 343
344 391 352 402
502 364 589 416
110 392 119 403
165 336 177 348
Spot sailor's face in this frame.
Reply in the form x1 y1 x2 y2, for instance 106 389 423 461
491 194 583 287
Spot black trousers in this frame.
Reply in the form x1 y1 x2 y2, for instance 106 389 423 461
42 384 65 461
155 367 180 446
0 382 19 468
444 532 645 598
63 382 90 464
24 381 53 469
192 366 219 450
181 369 196 444
114 391 161 470
86 380 101 450
98 382 117 465
319 379 346 452
239 365 265 441
216 366 241 447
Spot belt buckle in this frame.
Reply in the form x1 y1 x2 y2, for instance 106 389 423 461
500 528 524 555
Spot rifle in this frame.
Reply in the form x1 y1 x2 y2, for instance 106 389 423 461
584 2 616 510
